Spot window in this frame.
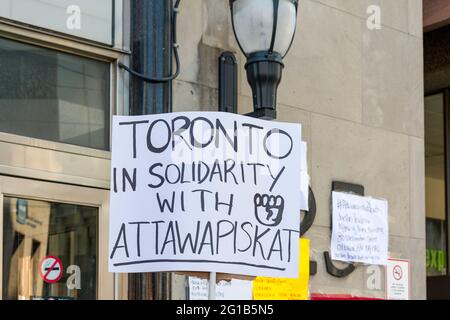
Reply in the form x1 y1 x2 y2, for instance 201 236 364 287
0 0 114 45
0 37 111 150
425 93 447 276
2 197 98 300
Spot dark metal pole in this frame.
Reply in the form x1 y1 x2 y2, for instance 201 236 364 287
130 0 173 116
128 0 173 300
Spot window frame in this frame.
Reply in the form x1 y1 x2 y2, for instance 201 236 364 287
0 23 117 156
0 175 114 300
0 3 130 301
425 90 448 276
425 89 450 298
0 0 122 48
0 18 130 189
0 37 113 153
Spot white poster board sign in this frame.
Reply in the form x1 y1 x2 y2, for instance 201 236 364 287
331 192 388 265
109 112 305 278
386 259 410 300
188 277 253 300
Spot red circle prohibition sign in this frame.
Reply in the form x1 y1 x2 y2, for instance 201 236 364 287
39 256 63 284
393 265 403 281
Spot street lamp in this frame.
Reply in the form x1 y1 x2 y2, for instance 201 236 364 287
229 0 299 119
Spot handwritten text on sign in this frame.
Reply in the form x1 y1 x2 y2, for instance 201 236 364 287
188 277 252 300
331 192 388 266
109 112 303 277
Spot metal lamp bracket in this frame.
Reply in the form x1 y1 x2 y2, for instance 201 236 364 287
218 52 238 114
324 181 364 278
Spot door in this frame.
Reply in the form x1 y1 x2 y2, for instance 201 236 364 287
425 91 450 299
0 176 114 300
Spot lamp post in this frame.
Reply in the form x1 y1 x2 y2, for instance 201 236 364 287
229 0 298 119
126 0 179 300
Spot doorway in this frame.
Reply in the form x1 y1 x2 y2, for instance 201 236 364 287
425 92 450 298
0 176 113 300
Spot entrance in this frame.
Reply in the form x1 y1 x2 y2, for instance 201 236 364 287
425 92 448 298
0 176 113 300
424 19 450 299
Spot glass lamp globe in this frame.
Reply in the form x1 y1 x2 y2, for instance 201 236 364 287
230 0 298 59
229 0 299 118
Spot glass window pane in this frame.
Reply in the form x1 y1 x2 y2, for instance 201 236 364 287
0 37 110 150
425 93 447 276
2 197 98 300
0 0 113 45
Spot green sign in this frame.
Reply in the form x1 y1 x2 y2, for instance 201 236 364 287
426 249 446 272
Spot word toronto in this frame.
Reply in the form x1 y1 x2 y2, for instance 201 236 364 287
117 116 294 159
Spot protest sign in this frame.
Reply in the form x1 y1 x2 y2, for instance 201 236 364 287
109 112 305 278
253 238 310 300
188 277 253 300
331 192 388 265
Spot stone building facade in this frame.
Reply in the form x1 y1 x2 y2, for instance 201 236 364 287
0 0 427 300
172 0 425 299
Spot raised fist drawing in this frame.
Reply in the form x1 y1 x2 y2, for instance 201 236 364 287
254 194 285 227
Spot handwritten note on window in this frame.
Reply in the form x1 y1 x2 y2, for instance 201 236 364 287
331 192 388 266
188 277 253 300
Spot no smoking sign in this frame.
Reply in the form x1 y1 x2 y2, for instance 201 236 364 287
386 258 410 300
393 265 403 281
39 256 63 284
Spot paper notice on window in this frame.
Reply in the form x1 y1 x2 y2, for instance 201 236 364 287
331 192 388 266
188 277 253 300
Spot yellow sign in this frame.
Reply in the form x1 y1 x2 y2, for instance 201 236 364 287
253 238 310 300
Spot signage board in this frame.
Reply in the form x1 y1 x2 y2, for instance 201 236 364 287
108 112 306 278
386 258 410 300
39 256 63 284
188 277 253 300
331 192 388 266
253 238 310 300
